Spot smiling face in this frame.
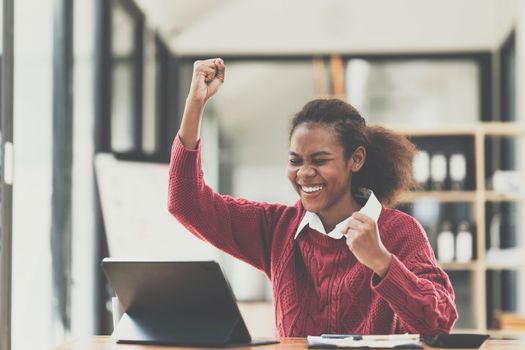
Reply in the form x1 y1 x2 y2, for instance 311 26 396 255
288 123 364 228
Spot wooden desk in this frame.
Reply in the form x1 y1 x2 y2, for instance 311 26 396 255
54 336 525 350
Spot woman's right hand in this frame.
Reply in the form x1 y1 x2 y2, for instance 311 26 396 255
178 58 225 149
188 58 225 105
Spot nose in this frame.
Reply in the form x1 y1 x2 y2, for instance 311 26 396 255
297 164 316 178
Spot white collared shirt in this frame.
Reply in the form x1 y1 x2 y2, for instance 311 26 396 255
294 189 382 240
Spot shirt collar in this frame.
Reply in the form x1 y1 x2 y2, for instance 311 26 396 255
294 189 382 240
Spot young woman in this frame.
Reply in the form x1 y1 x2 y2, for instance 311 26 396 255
168 58 458 337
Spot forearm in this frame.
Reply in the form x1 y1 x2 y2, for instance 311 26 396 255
178 98 205 150
372 254 458 335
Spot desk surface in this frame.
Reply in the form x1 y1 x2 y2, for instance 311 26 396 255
54 336 525 350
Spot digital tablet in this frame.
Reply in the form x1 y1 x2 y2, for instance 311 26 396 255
101 258 278 347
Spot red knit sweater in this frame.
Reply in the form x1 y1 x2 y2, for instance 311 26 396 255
168 135 458 337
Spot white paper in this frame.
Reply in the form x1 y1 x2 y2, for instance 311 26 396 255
307 334 420 348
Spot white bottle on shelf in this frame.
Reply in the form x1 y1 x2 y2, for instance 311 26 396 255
455 221 473 262
489 213 501 251
430 153 447 191
449 153 467 190
413 150 430 190
437 221 455 263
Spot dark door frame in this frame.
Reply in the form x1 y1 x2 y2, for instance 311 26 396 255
50 0 74 333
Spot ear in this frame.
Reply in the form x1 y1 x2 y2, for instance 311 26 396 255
350 146 366 172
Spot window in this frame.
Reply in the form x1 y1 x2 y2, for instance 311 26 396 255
110 0 143 154
346 58 482 125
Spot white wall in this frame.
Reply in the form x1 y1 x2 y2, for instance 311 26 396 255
71 0 97 340
12 0 55 349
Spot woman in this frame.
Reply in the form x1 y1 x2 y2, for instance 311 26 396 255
168 58 458 337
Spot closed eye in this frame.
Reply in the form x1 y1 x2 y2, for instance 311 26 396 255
312 159 329 165
289 158 302 165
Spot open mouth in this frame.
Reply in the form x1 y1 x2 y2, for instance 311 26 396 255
300 185 323 194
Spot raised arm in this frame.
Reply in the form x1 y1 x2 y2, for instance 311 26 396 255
179 58 225 149
168 59 289 276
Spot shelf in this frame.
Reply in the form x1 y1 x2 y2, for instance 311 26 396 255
380 122 525 137
439 262 478 271
481 122 525 136
400 191 477 203
485 192 524 202
380 124 479 136
394 121 525 333
400 191 525 203
485 264 525 271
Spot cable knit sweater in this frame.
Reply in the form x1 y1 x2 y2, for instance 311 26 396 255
167 135 458 337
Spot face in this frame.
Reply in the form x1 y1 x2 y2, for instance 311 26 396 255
288 123 365 220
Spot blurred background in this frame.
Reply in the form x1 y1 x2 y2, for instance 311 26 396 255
1 0 525 349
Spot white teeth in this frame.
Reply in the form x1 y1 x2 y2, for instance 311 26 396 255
301 185 323 193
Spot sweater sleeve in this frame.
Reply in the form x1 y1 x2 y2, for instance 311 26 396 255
371 215 458 336
167 134 286 276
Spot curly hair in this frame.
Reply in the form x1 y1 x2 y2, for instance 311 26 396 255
289 98 416 207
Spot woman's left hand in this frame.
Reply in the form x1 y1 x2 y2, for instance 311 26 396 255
343 212 392 278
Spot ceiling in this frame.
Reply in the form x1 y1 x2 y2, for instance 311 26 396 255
135 0 516 56
134 0 233 43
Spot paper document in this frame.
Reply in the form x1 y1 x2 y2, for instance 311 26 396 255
307 334 421 348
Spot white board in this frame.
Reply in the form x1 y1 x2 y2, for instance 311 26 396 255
95 153 219 261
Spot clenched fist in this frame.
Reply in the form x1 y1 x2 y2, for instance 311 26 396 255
188 58 226 105
343 212 392 278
